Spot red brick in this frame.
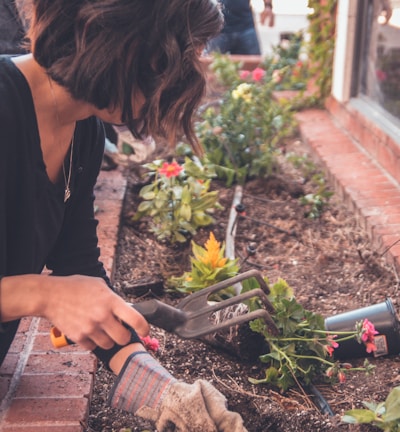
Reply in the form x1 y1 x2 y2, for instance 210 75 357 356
0 375 12 399
38 318 53 332
4 398 89 423
7 332 28 354
17 317 32 332
3 426 83 432
31 334 89 354
0 354 19 375
24 353 96 374
14 373 93 399
95 169 127 201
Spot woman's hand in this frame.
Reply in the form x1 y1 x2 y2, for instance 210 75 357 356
0 274 149 351
42 275 150 351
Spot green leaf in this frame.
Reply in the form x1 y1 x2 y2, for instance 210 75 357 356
248 367 279 385
260 351 281 362
154 197 168 209
172 185 183 200
192 212 214 227
181 186 192 204
173 231 188 243
383 387 400 422
137 201 153 213
139 183 156 197
269 278 294 300
342 410 378 424
179 203 192 221
141 190 156 200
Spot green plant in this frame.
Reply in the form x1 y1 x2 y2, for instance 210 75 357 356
300 188 333 219
168 232 239 300
261 32 309 92
241 277 376 392
133 157 222 243
196 75 296 186
208 52 242 88
342 386 400 431
170 239 378 391
307 0 337 101
286 152 333 218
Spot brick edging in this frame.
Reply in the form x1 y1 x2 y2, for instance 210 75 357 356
296 108 400 274
0 168 127 431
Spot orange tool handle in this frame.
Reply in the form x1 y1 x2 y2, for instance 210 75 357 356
50 326 73 348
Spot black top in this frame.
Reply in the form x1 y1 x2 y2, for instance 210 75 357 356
220 0 255 33
0 56 107 363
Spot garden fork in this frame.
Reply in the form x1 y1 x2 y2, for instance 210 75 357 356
50 269 278 347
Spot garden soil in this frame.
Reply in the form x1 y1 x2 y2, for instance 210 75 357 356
86 137 400 432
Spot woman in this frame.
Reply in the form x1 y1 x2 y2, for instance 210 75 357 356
0 1 247 430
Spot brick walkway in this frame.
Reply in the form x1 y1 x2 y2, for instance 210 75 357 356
1 108 400 430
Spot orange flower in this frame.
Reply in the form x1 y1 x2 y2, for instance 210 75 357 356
200 232 227 269
158 161 183 178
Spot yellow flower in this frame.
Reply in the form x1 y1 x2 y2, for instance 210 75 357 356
231 83 252 103
200 232 227 269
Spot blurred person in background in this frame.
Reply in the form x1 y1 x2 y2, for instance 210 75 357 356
207 0 274 55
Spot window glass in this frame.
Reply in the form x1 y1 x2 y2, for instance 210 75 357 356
362 0 400 120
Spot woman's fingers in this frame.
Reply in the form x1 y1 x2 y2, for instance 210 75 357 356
112 299 150 339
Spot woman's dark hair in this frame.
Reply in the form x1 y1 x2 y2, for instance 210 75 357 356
27 0 223 154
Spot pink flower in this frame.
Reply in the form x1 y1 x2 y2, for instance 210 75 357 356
360 319 378 353
159 161 183 178
325 334 339 356
239 70 251 80
252 67 266 82
338 371 346 383
140 335 160 352
326 367 334 378
376 69 387 81
326 346 334 356
361 319 378 342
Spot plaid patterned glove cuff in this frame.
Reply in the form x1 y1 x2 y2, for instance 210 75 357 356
108 351 176 414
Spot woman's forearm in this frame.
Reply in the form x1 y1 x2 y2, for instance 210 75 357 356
0 274 51 322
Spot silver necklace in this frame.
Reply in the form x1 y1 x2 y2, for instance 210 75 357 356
63 134 74 203
48 76 75 203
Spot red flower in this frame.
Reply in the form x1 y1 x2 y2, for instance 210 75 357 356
159 161 183 178
252 67 266 82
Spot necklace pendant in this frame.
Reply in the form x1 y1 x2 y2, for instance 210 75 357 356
64 186 71 203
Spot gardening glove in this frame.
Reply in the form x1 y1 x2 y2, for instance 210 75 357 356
108 351 248 432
